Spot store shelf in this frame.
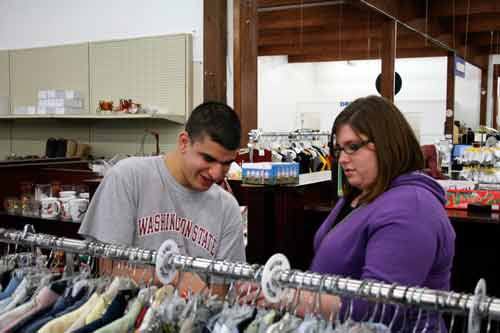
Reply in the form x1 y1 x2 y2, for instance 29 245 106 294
0 113 186 124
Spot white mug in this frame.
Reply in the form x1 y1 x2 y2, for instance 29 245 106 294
60 191 77 198
41 197 61 219
69 198 89 222
59 197 74 221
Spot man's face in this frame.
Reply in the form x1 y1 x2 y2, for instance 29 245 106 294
179 132 238 191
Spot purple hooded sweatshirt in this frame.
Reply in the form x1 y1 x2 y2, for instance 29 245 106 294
310 171 455 332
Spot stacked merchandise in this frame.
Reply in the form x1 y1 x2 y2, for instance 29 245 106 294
37 90 84 115
242 162 300 185
458 146 500 184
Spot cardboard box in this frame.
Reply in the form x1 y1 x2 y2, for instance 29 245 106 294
40 89 81 99
446 189 500 210
39 98 83 108
242 162 299 185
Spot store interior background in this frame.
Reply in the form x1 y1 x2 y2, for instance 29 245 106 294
0 0 499 158
0 0 500 305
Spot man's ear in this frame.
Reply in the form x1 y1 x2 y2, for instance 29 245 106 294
178 131 190 153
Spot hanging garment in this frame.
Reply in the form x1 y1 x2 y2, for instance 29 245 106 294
134 305 149 329
70 289 134 333
0 284 61 332
12 286 88 333
64 276 132 332
93 297 144 333
0 270 12 292
38 292 102 333
0 275 22 302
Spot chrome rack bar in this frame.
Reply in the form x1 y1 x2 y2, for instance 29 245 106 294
167 254 500 320
248 129 331 143
0 228 156 265
1 228 500 320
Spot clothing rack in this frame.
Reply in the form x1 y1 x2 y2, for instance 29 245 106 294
1 227 500 323
248 129 331 144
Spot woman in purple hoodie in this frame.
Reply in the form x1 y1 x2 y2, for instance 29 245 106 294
300 95 455 331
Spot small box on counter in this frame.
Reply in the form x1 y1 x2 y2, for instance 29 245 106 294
445 189 500 211
38 98 84 108
39 89 81 99
242 162 299 185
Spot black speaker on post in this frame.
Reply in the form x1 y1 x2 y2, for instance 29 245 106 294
375 72 402 96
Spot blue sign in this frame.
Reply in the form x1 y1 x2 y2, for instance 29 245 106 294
455 56 466 78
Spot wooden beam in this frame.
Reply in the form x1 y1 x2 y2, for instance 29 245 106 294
403 18 449 39
258 32 450 57
352 0 401 18
203 0 227 103
480 66 487 125
494 65 500 129
469 55 488 71
286 47 447 63
234 0 258 147
430 0 500 17
445 52 455 135
259 26 381 47
258 0 335 9
454 13 500 34
258 4 370 30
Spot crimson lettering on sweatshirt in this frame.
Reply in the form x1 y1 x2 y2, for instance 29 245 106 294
137 212 217 256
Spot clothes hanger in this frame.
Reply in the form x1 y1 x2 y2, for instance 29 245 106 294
388 284 407 332
312 275 328 319
379 283 397 326
342 278 370 326
368 280 384 324
412 287 428 333
485 297 494 333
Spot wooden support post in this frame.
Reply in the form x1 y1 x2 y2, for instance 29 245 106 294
381 19 396 102
234 0 258 147
203 0 227 103
493 65 500 130
480 67 487 126
445 52 455 135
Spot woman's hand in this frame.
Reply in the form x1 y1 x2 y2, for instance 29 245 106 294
235 281 267 306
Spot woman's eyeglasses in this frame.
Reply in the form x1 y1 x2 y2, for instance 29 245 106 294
330 140 371 158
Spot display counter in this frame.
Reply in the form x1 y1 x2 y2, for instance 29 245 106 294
0 158 98 239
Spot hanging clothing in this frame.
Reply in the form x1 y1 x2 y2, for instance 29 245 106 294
71 290 134 333
0 283 62 332
13 286 88 333
38 292 102 333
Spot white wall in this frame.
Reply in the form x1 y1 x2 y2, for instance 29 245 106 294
455 62 482 130
0 0 203 61
258 56 449 144
487 55 500 127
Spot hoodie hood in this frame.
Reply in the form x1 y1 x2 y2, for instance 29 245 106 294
389 171 446 205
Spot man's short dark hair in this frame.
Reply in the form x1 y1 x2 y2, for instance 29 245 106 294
185 101 241 150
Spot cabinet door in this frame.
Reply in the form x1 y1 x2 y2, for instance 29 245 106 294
0 51 9 155
0 50 8 98
9 43 90 113
90 34 192 119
